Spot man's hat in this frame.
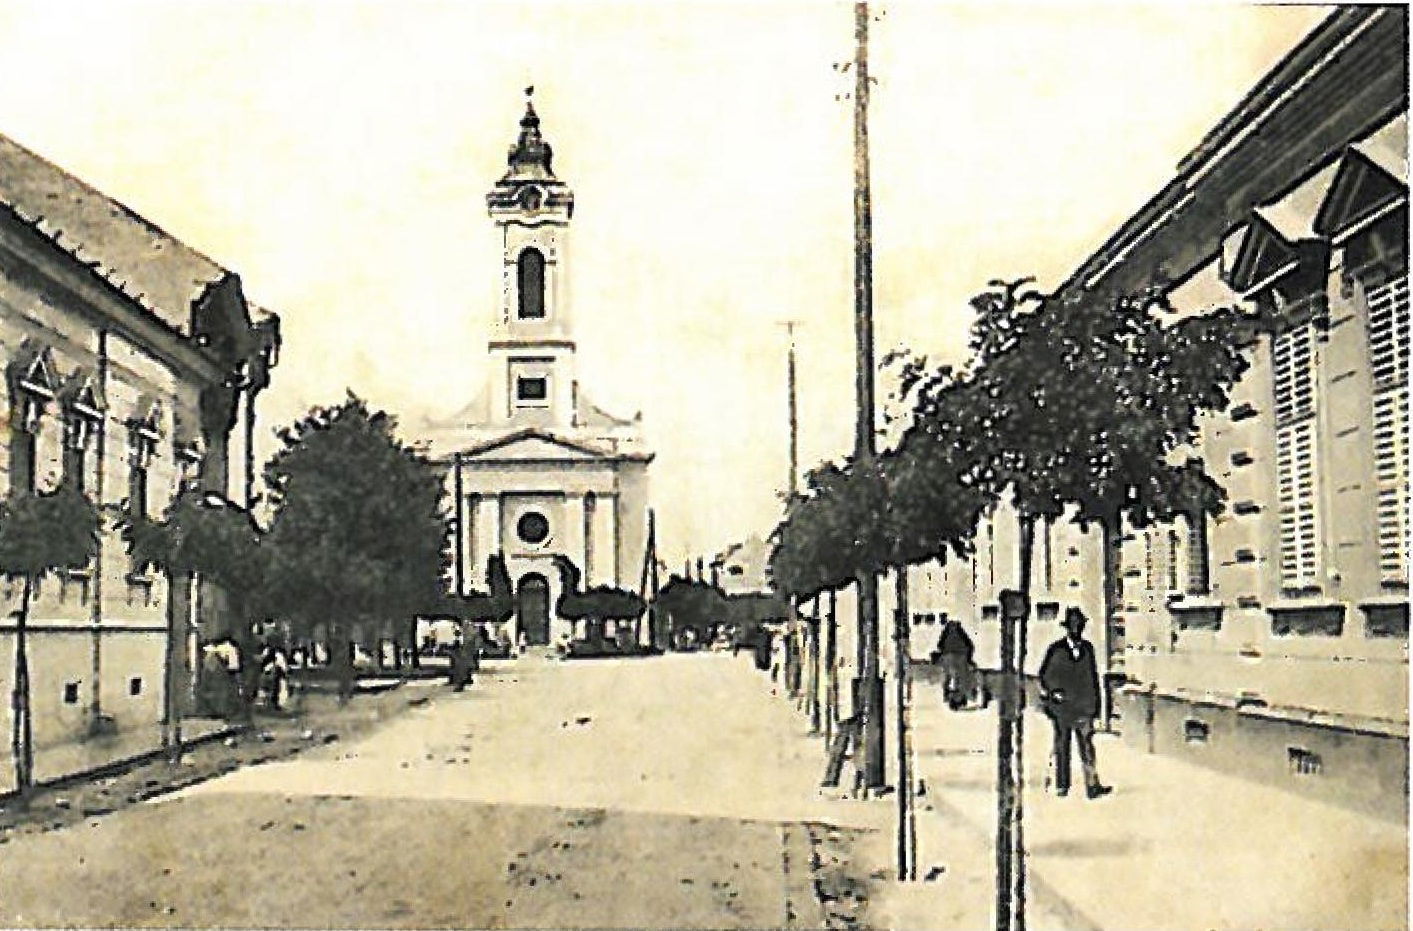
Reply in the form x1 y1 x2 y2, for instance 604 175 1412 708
1063 607 1087 627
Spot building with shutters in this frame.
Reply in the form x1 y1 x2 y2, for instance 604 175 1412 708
906 7 1407 818
0 132 278 791
421 92 652 648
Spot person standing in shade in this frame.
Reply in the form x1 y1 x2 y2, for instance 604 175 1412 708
932 613 977 710
1038 608 1112 799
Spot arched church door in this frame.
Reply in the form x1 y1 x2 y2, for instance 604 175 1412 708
517 573 551 646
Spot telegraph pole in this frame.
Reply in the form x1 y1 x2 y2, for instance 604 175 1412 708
851 0 885 791
779 319 819 730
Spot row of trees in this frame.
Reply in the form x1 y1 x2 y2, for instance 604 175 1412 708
6 394 471 796
768 278 1261 905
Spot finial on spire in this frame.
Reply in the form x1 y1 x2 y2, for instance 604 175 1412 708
525 85 534 99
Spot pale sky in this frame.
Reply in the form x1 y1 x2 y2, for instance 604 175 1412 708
0 1 1329 567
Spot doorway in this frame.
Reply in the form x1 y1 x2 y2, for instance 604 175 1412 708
517 573 551 645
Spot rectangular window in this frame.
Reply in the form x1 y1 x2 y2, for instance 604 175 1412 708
1273 323 1321 591
1166 528 1180 592
1186 513 1211 595
1270 605 1344 638
11 425 35 495
516 376 548 401
63 682 80 704
1363 603 1408 639
1366 275 1409 586
129 676 143 696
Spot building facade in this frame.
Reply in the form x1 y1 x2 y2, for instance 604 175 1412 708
0 132 278 791
910 7 1407 819
423 94 652 646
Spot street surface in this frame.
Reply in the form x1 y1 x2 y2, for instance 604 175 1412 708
0 653 870 929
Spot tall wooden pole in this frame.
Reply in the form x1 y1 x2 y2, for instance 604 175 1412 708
852 0 885 791
894 568 916 880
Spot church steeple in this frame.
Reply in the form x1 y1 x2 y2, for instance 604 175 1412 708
504 87 555 181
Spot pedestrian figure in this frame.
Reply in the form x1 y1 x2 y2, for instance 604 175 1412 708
931 613 977 711
260 644 290 710
1038 608 1112 799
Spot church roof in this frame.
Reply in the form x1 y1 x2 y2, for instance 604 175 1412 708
0 131 230 336
454 427 653 464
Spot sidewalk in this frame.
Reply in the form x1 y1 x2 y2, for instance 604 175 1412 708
0 717 236 796
870 688 1408 930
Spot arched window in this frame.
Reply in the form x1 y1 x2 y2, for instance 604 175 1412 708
517 248 546 319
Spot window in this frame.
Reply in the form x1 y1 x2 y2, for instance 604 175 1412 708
1366 275 1409 586
129 676 143 697
517 511 550 545
63 682 80 704
1272 324 1321 590
516 376 548 402
1185 512 1210 595
128 423 157 521
63 413 97 494
10 423 35 494
517 248 546 319
1363 603 1409 639
1270 605 1344 637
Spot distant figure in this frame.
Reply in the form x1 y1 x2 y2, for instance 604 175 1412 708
932 614 977 711
1038 608 1112 799
516 629 529 657
259 645 290 710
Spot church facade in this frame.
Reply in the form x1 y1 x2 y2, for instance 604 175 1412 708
423 94 652 646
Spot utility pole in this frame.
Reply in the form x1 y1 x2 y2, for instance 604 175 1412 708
851 0 885 791
779 319 819 731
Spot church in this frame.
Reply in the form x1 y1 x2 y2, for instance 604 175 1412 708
423 92 653 647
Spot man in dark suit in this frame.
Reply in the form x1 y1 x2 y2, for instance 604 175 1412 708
1038 608 1112 799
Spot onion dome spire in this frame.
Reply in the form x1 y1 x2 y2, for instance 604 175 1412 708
505 85 555 180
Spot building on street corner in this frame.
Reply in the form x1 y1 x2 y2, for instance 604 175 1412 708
422 92 653 648
0 131 279 789
908 6 1407 820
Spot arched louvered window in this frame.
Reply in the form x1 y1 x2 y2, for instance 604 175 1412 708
517 248 546 320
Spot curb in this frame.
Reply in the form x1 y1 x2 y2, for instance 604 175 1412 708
27 723 252 797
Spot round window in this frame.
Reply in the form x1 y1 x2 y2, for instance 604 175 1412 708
517 512 550 545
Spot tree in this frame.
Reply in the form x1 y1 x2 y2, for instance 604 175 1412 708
0 486 99 793
951 278 1256 930
122 489 267 727
262 395 445 701
553 555 646 648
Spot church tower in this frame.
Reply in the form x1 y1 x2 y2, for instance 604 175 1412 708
485 89 578 429
421 88 653 648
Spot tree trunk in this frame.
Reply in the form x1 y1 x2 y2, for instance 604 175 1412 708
893 567 915 881
825 588 838 747
856 571 885 790
1098 514 1121 731
332 625 354 704
11 574 34 794
813 601 825 740
163 570 192 762
996 515 1036 931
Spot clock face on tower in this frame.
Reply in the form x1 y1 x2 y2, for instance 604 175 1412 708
519 186 544 211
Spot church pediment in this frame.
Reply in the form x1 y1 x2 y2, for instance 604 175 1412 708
461 429 613 463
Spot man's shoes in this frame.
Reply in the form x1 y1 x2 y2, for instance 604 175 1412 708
1086 784 1113 799
1055 786 1069 797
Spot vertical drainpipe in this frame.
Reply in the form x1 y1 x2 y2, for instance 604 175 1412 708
88 329 108 731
